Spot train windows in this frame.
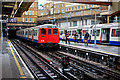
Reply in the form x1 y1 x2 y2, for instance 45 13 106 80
68 31 71 35
29 31 32 35
90 30 92 34
41 29 46 35
25 31 27 35
34 30 37 36
116 29 120 37
92 30 100 36
97 30 100 36
60 31 63 35
111 29 115 37
53 29 58 35
72 31 76 35
48 29 51 35
83 30 87 36
73 21 77 26
36 30 38 36
111 28 120 37
34 31 35 36
30 31 31 35
29 31 30 35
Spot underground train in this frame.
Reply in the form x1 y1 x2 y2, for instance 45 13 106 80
60 23 120 46
16 24 59 47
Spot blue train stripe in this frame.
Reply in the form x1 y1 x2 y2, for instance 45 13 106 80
29 38 32 41
33 39 38 43
110 41 120 46
60 37 120 46
90 40 101 44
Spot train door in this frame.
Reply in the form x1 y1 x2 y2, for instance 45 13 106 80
39 28 47 43
77 29 82 41
25 30 27 39
53 28 59 43
101 28 110 43
27 30 29 40
32 29 34 41
33 29 38 43
47 28 53 42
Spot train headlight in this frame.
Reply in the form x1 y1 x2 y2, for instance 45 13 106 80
41 40 44 42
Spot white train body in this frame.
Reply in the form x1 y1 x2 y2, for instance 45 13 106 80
60 23 120 46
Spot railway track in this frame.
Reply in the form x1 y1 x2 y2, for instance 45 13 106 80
12 39 120 80
11 40 69 80
51 51 120 80
37 50 120 80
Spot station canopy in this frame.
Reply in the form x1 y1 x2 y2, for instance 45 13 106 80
49 0 112 5
1 0 34 19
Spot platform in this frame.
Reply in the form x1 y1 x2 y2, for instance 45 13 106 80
0 38 33 79
59 41 120 57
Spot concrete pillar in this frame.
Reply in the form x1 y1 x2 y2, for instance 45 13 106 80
115 16 118 22
107 16 110 24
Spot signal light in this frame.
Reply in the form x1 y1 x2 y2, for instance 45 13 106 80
66 62 68 64
62 56 69 69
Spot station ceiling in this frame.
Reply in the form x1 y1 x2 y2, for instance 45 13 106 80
2 0 34 19
49 0 112 5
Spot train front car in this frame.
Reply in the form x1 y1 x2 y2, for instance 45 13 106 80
38 24 59 48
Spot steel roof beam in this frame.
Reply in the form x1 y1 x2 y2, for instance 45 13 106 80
49 0 112 5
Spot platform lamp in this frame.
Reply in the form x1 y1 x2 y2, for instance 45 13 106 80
48 16 51 23
0 19 5 54
90 7 101 48
48 17 53 24
54 17 56 24
63 14 68 32
0 19 3 54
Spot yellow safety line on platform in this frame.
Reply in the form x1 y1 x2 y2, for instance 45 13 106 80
7 40 25 77
20 76 27 78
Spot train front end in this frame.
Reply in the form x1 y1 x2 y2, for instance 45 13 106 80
38 24 59 48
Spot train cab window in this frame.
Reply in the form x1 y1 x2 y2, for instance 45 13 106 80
41 29 46 35
53 29 58 35
48 29 51 35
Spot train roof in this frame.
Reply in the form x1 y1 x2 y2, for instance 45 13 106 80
36 24 58 28
82 23 120 29
95 23 120 28
17 24 58 32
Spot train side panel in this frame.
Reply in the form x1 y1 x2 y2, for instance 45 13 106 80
90 28 101 44
110 27 120 46
33 29 39 43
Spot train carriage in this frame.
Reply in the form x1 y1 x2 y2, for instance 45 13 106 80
59 23 120 46
16 24 59 47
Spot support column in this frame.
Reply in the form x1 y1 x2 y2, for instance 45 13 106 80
107 16 110 24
